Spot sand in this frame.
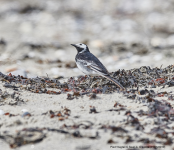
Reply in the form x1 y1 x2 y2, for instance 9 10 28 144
0 69 174 150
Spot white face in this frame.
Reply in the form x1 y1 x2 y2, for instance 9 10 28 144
75 43 87 49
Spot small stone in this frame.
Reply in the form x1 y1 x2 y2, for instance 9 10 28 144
0 109 4 115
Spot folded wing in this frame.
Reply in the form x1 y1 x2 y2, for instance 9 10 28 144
76 52 109 76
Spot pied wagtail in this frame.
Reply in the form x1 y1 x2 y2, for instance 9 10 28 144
71 43 125 90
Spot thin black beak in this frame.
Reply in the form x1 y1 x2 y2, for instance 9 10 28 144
71 44 77 47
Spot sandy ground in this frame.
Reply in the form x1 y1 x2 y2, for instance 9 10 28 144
0 71 174 150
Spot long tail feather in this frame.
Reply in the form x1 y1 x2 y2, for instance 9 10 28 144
102 75 125 90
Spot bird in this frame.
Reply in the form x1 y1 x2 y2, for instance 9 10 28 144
71 43 125 90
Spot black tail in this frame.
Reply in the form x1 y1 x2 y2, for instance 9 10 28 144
102 75 125 90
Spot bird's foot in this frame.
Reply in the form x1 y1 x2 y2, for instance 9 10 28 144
87 76 96 88
78 75 86 83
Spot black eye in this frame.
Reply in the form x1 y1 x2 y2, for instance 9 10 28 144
80 44 82 45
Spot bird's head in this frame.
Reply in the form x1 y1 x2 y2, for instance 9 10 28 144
71 43 90 53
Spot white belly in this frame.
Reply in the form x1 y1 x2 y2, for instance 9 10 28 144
76 62 98 76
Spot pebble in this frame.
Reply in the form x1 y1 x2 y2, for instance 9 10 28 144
28 52 35 58
22 112 31 117
0 109 4 115
115 61 126 69
5 66 17 73
90 40 103 48
153 54 163 61
51 67 59 75
73 68 80 73
55 50 66 61
9 69 28 77
129 55 141 63
21 109 28 112
150 37 164 48
167 35 174 46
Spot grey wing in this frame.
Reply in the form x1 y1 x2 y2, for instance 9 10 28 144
76 52 109 76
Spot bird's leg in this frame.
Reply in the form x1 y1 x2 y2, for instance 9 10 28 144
88 75 92 87
87 75 94 88
79 75 86 83
88 76 96 88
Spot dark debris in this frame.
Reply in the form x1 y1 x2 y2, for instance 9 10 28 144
0 65 174 100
